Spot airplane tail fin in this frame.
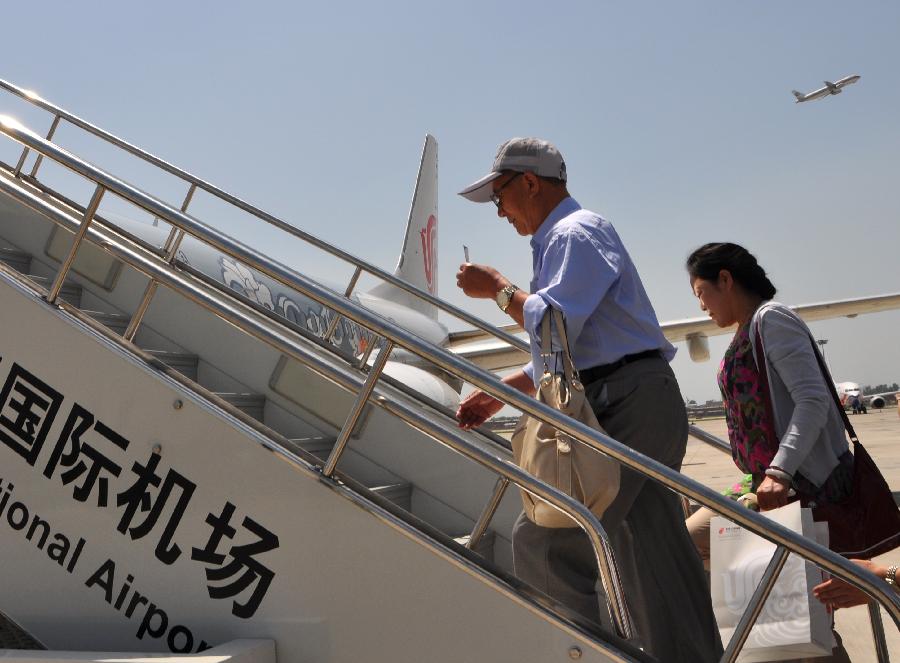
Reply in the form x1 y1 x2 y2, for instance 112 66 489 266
368 134 439 319
791 90 804 101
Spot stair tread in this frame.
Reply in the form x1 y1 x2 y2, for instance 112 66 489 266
286 435 337 456
215 392 266 422
24 275 82 306
0 247 32 271
142 350 200 381
371 482 412 511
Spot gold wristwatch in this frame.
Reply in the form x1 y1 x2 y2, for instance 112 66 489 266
495 285 519 313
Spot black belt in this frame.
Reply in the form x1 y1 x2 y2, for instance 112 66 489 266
579 349 662 384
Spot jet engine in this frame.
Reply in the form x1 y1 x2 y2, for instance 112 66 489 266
870 396 886 409
686 333 710 362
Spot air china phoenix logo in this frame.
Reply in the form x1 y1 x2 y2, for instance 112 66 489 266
420 214 437 294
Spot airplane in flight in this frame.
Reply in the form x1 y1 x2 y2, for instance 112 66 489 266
792 75 860 103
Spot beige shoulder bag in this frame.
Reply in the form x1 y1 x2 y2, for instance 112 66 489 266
511 308 620 528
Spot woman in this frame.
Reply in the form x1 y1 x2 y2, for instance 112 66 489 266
685 242 855 662
686 242 852 533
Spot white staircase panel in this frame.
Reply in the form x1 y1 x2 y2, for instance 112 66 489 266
0 271 630 663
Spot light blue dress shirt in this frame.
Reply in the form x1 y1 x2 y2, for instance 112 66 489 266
522 197 676 384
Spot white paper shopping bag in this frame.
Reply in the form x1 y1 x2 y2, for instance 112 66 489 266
710 502 834 662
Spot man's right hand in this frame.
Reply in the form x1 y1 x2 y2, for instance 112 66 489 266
456 263 507 299
456 389 504 429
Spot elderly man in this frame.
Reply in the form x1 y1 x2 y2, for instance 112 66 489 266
456 138 722 662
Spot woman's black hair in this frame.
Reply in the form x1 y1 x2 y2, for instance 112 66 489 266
686 242 777 300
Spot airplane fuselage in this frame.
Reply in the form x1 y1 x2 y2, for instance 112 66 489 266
793 74 860 103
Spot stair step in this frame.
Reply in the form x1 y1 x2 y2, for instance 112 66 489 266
27 275 82 307
83 310 129 336
453 531 496 561
371 482 412 511
0 248 32 273
285 435 337 457
284 438 413 510
144 350 200 382
217 393 266 422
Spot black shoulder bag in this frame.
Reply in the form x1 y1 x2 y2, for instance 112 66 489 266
755 327 900 558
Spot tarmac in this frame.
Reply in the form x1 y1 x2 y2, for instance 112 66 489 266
689 409 900 660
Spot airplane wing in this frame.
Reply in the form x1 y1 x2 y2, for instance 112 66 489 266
447 291 900 371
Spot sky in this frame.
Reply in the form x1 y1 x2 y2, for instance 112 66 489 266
1 1 898 402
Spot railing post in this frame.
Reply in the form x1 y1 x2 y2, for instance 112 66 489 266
323 341 394 477
868 601 890 663
323 266 363 343
47 184 105 304
721 546 790 663
467 477 510 551
357 334 381 369
124 184 196 341
29 114 62 179
13 145 30 177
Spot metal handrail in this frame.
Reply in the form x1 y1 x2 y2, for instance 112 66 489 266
0 149 633 640
688 424 892 661
0 79 528 354
2 117 898 649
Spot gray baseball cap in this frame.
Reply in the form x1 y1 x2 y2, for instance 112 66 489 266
458 137 567 203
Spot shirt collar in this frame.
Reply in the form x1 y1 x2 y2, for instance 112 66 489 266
530 197 581 251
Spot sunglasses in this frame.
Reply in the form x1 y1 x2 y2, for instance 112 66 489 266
490 172 522 209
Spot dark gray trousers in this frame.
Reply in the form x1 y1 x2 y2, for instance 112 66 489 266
512 358 723 662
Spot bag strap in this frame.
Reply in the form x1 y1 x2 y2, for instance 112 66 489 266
753 306 859 445
805 336 860 445
539 307 579 384
751 326 783 456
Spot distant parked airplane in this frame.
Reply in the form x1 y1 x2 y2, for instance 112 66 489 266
792 75 860 103
834 381 894 411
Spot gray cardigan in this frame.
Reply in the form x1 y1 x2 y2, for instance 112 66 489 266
749 302 849 487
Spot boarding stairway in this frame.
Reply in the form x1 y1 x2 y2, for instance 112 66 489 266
0 79 897 663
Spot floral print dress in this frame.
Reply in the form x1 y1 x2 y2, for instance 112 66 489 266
717 321 852 502
718 322 779 491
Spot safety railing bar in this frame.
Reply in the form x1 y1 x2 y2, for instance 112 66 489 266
869 602 891 663
688 425 897 652
1 122 898 628
371 390 633 640
323 341 394 477
0 80 529 353
323 265 362 342
46 183 104 303
720 546 790 663
0 168 168 259
124 183 195 341
30 113 61 179
688 424 732 455
0 172 635 640
467 476 510 551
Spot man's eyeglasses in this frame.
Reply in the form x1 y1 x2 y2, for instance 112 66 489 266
490 172 522 209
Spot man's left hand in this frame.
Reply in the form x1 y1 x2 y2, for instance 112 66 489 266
456 263 508 299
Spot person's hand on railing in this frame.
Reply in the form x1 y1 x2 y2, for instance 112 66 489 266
457 390 504 429
813 559 895 609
